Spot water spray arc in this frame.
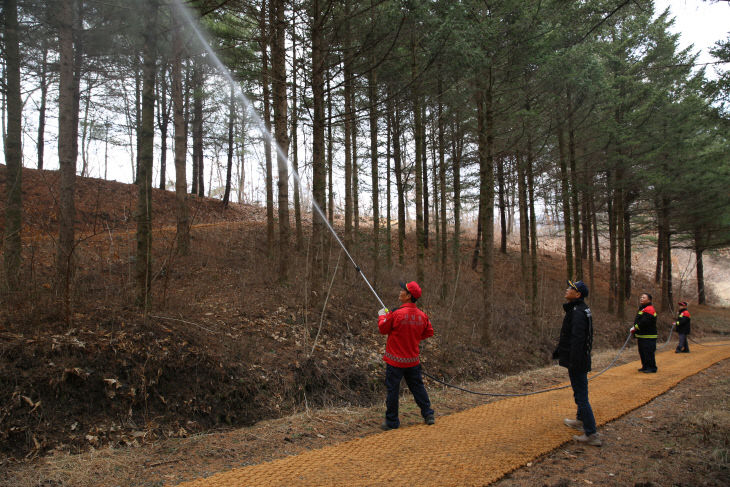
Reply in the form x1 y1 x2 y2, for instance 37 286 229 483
172 0 386 310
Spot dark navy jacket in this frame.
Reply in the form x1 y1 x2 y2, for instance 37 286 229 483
554 299 593 373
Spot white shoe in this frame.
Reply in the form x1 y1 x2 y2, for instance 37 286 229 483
574 433 602 446
563 418 583 431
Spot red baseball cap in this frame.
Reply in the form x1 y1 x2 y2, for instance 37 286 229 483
399 280 422 300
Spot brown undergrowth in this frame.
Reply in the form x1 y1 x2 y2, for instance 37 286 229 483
1 164 727 468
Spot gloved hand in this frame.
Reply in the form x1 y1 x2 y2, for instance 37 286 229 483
378 307 389 316
629 326 636 334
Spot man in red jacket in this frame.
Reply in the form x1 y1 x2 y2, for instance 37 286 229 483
378 280 435 430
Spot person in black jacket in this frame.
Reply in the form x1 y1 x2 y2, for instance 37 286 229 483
675 301 691 353
630 293 658 373
553 280 601 446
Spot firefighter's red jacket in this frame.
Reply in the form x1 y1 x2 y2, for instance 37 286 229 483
378 302 433 367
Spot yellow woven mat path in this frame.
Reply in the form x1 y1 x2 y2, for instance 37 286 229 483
174 341 730 487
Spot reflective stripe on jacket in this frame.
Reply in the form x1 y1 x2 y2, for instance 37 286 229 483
633 303 657 338
378 302 434 368
676 309 691 335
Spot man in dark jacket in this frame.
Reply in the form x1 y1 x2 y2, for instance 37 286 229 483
553 280 601 446
377 280 435 430
675 301 691 353
630 293 658 373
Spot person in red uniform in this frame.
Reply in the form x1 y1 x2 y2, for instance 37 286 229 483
377 281 435 430
675 301 691 353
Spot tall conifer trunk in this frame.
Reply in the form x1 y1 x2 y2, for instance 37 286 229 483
386 103 393 269
616 168 626 320
310 0 326 293
368 67 380 283
694 227 706 304
326 70 334 225
557 122 573 279
567 89 582 279
37 40 49 170
260 0 274 257
497 156 507 254
56 0 81 318
437 77 448 299
451 120 462 280
517 152 529 297
3 0 23 292
171 6 189 255
223 85 235 206
136 0 158 309
393 101 405 265
477 79 495 346
272 0 289 280
291 36 303 250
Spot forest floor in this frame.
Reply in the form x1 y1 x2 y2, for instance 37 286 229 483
1 165 729 486
2 345 728 487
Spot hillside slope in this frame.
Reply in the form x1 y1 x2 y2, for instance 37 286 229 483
1 165 727 461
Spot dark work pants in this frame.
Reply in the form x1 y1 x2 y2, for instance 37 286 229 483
385 364 433 428
676 333 690 352
637 337 657 371
568 368 597 436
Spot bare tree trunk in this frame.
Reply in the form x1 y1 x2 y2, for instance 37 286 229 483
386 101 393 269
471 205 482 271
134 58 141 184
557 122 573 279
498 155 507 254
56 0 81 318
135 0 158 309
660 197 673 312
326 69 333 225
422 105 429 250
607 172 616 313
655 204 663 285
430 119 439 258
412 34 424 282
368 67 380 283
616 168 625 320
3 0 23 292
567 89 582 279
517 152 529 296
80 75 93 178
623 199 632 299
157 63 170 190
527 135 539 328
310 0 326 294
352 97 360 237
393 99 405 265
272 0 289 280
477 78 494 346
37 40 49 170
191 59 203 196
591 196 600 263
437 77 448 299
451 119 462 279
291 35 303 250
694 227 705 305
223 85 235 206
171 6 189 255
344 37 353 255
260 0 274 256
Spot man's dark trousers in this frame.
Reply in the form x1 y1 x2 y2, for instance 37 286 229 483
385 364 433 428
637 337 657 371
568 368 597 435
676 333 689 352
